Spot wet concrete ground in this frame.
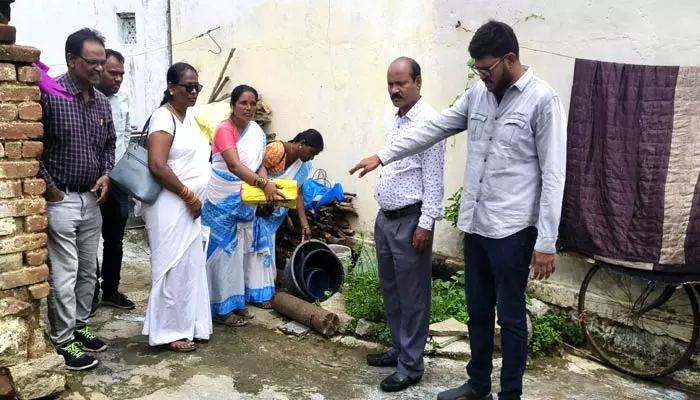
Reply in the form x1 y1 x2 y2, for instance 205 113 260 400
55 230 700 399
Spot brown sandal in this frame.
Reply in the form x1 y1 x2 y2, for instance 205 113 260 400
160 339 196 353
234 309 255 320
214 312 249 327
252 301 273 310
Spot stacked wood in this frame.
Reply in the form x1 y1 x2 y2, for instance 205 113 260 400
275 193 357 267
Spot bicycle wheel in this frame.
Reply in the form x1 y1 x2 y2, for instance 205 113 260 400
578 263 700 378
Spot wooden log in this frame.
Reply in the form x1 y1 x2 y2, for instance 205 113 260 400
335 206 359 217
271 292 340 336
208 48 236 103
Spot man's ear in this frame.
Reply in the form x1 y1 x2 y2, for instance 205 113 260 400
415 75 422 91
66 53 76 70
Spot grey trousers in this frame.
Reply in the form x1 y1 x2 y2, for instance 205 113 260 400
46 191 102 345
374 211 432 379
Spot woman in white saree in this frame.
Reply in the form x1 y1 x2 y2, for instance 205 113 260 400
143 63 212 352
202 85 284 327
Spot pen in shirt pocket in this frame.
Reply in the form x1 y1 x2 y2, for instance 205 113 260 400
99 118 104 126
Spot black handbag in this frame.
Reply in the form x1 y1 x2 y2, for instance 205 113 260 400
109 112 176 204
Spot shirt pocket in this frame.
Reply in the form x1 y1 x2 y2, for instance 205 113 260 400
468 113 488 141
501 115 529 146
91 113 109 149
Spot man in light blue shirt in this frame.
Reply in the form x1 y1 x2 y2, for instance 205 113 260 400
351 21 566 400
92 49 135 312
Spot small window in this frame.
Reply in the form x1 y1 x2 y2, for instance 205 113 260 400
118 13 137 44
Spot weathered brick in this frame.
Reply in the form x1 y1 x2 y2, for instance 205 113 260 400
0 286 30 302
0 316 28 367
22 179 45 196
0 264 48 289
0 372 14 396
0 102 17 122
0 217 18 236
0 198 46 218
0 122 43 139
25 215 46 233
0 62 15 81
24 248 47 266
17 101 41 121
27 327 53 360
0 85 41 102
28 282 49 300
0 24 16 45
0 160 39 178
0 298 31 318
17 66 40 83
22 142 42 159
0 252 22 273
0 45 40 63
7 353 65 399
3 141 21 159
0 180 21 198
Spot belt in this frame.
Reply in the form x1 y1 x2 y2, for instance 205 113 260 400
56 184 92 193
382 202 422 220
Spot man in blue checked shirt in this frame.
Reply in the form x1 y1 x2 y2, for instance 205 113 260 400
40 28 115 371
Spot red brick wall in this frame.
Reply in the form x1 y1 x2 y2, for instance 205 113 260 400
0 19 65 400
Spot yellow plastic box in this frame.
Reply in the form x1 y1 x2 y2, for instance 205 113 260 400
241 179 298 209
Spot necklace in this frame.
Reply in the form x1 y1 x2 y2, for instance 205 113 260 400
166 103 185 122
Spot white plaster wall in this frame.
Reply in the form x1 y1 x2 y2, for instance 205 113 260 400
11 0 169 127
169 0 700 259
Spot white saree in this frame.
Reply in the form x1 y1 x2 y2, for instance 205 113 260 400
141 106 213 346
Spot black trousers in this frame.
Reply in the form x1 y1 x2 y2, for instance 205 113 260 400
96 185 129 296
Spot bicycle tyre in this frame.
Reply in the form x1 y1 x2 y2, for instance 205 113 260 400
578 263 700 378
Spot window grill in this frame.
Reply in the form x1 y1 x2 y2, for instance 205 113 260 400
118 13 137 44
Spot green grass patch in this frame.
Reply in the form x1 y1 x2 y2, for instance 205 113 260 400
531 313 585 356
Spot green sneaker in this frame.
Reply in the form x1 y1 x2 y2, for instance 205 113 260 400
74 326 107 352
57 341 98 371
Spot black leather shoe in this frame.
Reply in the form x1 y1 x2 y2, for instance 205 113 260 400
437 383 493 400
366 351 398 367
380 372 421 392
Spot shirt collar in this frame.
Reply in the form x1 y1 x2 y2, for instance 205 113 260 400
108 90 124 101
63 72 95 99
513 65 534 92
396 97 424 121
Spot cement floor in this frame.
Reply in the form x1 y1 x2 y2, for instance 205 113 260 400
54 230 700 400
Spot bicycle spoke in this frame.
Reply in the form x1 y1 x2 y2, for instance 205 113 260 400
579 264 699 378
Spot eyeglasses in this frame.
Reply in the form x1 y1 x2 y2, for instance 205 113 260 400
75 55 107 68
176 83 203 93
471 56 507 78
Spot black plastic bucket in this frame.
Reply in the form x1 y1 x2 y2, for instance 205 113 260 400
283 240 345 302
303 267 330 300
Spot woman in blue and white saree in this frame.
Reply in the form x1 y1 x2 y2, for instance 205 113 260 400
201 85 284 327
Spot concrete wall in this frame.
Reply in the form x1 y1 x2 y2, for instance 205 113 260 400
11 0 169 127
169 0 700 278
